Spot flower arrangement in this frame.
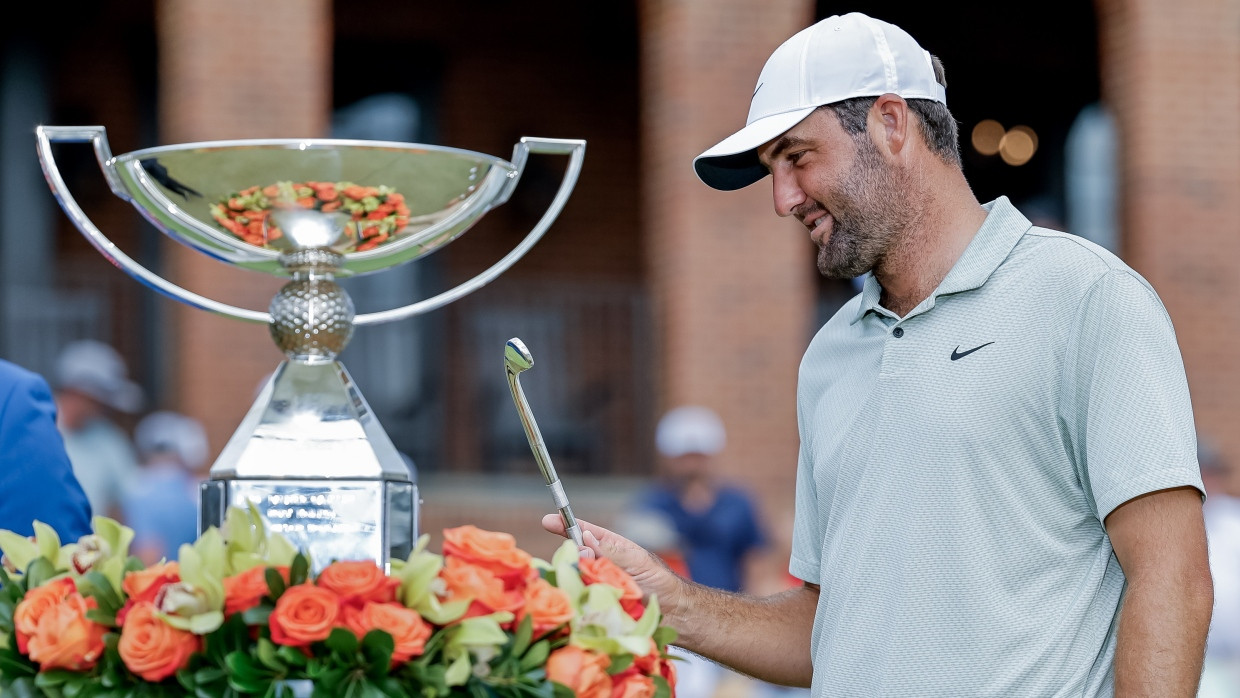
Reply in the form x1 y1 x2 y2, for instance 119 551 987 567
210 182 412 252
0 509 677 698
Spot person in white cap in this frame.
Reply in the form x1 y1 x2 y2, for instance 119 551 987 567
120 411 208 564
546 12 1211 697
632 406 768 698
53 339 144 520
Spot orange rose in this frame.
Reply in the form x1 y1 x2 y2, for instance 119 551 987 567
14 577 77 654
442 525 534 586
515 577 574 638
123 561 180 603
632 641 677 695
611 672 656 698
340 602 433 665
316 560 399 608
580 557 641 602
546 645 611 698
118 601 200 682
439 557 524 618
269 583 341 648
223 566 289 617
26 593 107 671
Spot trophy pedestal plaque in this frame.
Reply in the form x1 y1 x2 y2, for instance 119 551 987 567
37 127 585 571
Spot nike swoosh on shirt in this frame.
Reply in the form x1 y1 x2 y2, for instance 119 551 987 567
950 342 995 361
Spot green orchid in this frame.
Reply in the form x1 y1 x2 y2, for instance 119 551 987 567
572 582 661 657
165 528 228 634
441 612 514 686
0 520 65 576
392 535 470 625
222 503 299 573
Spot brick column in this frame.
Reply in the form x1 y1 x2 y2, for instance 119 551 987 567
641 0 816 517
1097 0 1240 464
156 0 333 458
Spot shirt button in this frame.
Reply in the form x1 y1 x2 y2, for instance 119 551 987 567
893 327 904 338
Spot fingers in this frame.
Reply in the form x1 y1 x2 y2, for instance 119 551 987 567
542 514 610 560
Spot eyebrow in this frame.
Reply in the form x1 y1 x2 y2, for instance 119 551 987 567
761 135 813 170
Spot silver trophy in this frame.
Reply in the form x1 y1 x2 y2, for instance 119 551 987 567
37 126 585 570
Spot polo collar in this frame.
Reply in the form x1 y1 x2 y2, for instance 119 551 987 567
850 197 1031 324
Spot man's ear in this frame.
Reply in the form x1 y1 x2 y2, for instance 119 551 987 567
871 94 910 157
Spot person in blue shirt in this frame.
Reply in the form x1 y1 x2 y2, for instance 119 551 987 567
635 405 767 593
120 410 206 565
0 358 92 540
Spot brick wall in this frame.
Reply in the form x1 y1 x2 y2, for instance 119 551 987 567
1097 0 1240 466
156 0 332 457
640 0 817 523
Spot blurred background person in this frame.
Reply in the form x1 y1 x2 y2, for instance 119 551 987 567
121 410 208 565
52 340 143 521
0 357 92 540
632 405 769 698
1199 437 1240 697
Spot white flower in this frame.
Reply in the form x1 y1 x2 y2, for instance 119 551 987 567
71 535 112 574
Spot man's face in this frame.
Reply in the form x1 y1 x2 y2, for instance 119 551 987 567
757 107 913 279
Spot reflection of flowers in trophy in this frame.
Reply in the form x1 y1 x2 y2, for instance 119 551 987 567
210 181 411 251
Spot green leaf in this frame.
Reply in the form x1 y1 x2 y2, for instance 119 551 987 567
82 570 123 614
325 627 359 656
551 682 576 698
257 637 285 672
265 567 287 599
520 640 550 674
652 675 671 698
511 614 533 658
277 644 310 668
652 625 678 650
360 630 395 676
290 555 309 587
24 557 57 589
241 605 273 627
605 653 634 675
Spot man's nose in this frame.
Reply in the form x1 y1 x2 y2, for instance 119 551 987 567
771 169 805 218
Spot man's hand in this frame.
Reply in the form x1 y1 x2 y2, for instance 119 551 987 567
542 513 818 687
541 514 688 623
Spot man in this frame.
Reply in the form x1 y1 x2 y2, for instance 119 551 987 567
546 12 1212 697
53 339 143 520
0 358 92 539
635 405 766 594
121 410 207 565
632 406 768 698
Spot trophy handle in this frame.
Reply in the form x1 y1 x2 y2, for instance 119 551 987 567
36 125 271 324
352 137 585 326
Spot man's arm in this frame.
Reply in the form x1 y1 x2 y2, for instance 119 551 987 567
544 514 817 687
0 366 93 539
1107 486 1212 697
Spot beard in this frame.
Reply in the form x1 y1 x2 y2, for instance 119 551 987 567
813 136 914 279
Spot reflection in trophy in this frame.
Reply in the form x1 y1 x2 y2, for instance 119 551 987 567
37 127 585 571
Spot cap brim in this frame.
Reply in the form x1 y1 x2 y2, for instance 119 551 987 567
693 106 818 191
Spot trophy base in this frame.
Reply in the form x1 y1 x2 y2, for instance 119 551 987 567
200 478 418 572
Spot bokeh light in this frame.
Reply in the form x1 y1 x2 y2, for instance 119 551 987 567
998 125 1038 166
971 119 1005 156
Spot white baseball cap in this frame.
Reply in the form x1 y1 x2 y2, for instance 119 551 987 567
693 13 947 191
656 406 726 458
54 339 144 413
135 410 209 471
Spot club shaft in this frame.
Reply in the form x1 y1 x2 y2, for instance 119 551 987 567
506 372 583 547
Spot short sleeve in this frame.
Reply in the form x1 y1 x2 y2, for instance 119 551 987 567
789 416 823 584
1060 270 1202 521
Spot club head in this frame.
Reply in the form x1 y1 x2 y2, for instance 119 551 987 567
505 337 534 375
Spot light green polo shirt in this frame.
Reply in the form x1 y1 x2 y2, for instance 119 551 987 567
790 197 1202 697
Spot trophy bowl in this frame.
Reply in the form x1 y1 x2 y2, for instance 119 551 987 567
37 126 586 571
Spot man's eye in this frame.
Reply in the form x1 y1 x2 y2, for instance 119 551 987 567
789 151 807 164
